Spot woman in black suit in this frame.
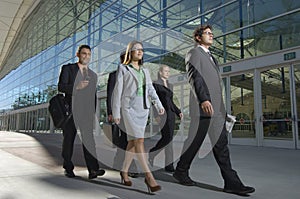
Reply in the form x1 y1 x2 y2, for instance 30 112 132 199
148 65 183 172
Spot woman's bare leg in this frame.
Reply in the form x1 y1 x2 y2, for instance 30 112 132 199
121 140 135 181
134 138 159 187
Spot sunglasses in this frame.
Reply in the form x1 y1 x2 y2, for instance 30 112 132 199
131 48 144 52
202 31 214 36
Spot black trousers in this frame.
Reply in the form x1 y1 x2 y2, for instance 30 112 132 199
149 110 175 166
112 124 137 172
176 117 244 189
62 116 99 173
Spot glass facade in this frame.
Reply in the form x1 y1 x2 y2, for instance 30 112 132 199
0 0 299 147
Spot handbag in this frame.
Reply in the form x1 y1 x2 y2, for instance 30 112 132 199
48 94 72 128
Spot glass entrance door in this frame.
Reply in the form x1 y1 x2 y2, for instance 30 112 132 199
294 64 300 148
230 73 256 139
260 66 294 146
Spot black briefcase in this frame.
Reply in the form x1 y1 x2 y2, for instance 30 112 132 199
48 94 72 128
102 122 120 147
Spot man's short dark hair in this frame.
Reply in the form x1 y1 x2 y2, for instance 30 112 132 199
77 44 91 53
193 24 213 42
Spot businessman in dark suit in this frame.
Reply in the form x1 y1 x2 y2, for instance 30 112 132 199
106 52 138 177
58 44 105 179
173 25 255 196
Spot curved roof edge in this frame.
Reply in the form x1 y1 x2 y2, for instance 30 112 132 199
0 0 40 77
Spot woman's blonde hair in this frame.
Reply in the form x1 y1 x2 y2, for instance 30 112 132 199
157 64 169 79
123 40 144 65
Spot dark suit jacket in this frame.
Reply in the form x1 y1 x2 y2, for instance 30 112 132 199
186 46 225 118
107 70 117 116
58 63 79 107
153 78 181 117
58 63 97 111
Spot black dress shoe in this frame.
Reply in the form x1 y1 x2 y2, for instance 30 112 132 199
173 171 196 186
64 170 75 178
165 165 175 173
88 169 105 179
128 172 139 178
223 186 255 195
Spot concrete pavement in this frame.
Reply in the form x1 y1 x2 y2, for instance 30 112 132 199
0 131 299 199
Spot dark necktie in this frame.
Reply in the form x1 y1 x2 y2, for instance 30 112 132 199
207 51 216 65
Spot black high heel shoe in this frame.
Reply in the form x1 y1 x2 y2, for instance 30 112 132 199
120 171 132 186
144 178 161 193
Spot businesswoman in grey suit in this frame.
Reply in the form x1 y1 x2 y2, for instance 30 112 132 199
112 41 165 193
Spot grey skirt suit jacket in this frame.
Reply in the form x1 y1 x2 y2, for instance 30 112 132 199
112 64 163 139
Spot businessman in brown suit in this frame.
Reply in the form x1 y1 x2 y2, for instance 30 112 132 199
173 25 255 196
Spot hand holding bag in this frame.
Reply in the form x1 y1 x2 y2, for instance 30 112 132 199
48 94 72 128
102 122 120 147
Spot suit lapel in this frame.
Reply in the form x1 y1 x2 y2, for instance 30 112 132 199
127 65 139 82
156 78 172 92
197 47 219 72
71 63 79 78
